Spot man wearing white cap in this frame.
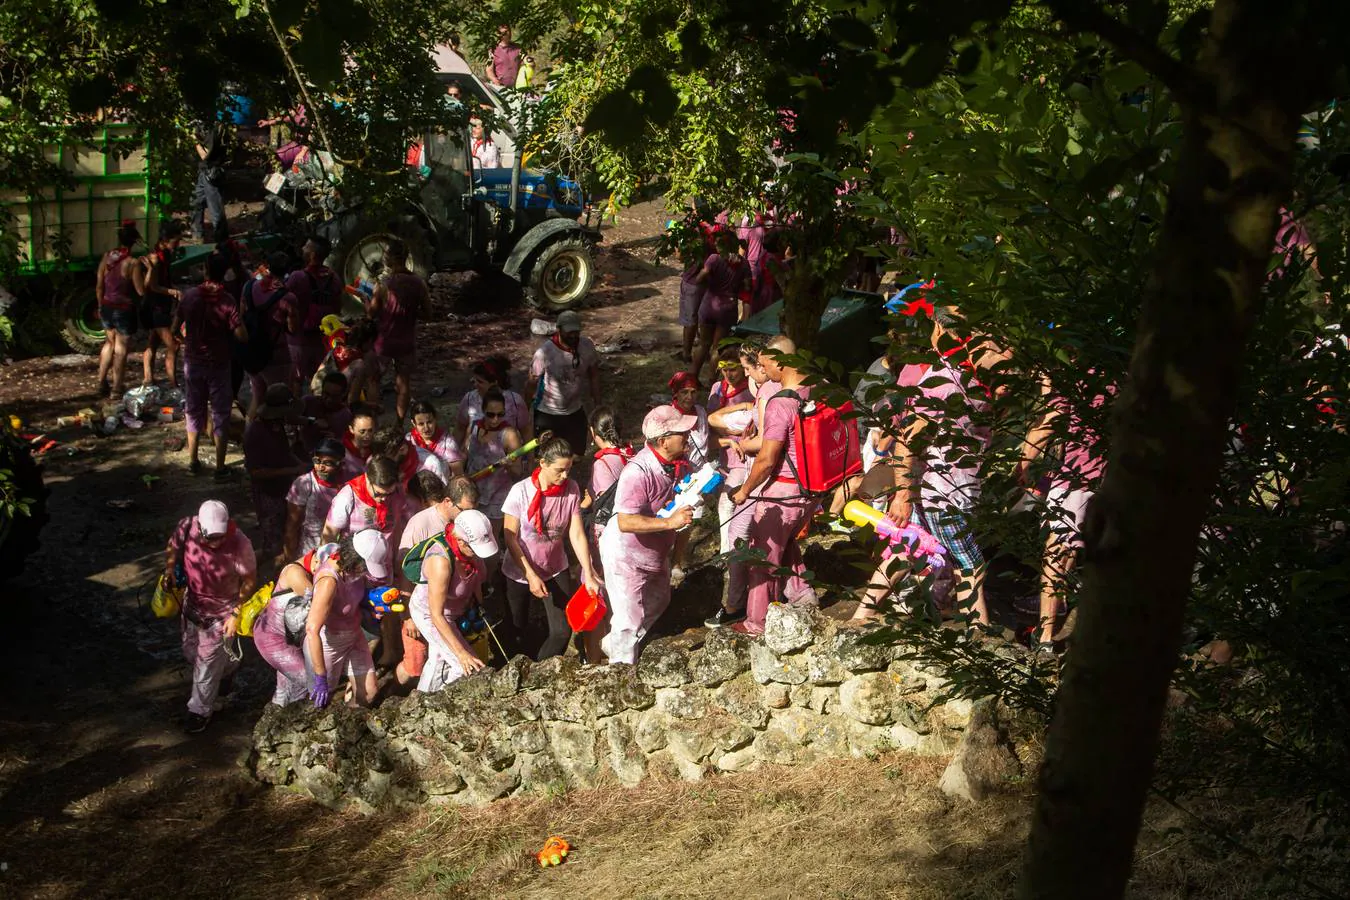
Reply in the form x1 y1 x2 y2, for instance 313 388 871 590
304 529 392 708
164 500 257 733
527 309 600 458
408 509 500 692
598 405 697 664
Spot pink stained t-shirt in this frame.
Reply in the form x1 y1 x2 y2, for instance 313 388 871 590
589 452 627 500
399 505 450 554
530 336 599 416
170 516 258 620
409 540 484 621
313 556 367 635
500 475 581 582
609 446 678 572
286 471 341 554
407 429 463 467
375 271 427 357
760 384 811 487
179 284 242 366
456 388 530 435
324 481 416 562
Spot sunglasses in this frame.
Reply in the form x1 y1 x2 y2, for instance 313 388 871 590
483 410 505 419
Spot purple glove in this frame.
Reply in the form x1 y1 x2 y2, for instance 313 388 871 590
311 673 331 709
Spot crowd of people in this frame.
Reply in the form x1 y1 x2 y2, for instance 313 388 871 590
111 195 1097 734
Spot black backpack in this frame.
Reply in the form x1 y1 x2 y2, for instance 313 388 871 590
583 480 621 532
237 280 288 375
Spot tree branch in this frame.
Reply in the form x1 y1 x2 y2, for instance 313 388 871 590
1044 1 1208 109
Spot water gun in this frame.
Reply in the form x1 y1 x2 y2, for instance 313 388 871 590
343 278 376 301
536 835 571 867
365 586 405 620
885 278 937 317
843 500 947 570
469 436 540 480
657 463 724 522
456 605 494 662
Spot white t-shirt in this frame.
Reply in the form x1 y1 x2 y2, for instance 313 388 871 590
530 336 599 416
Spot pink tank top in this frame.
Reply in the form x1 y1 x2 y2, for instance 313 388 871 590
101 248 136 309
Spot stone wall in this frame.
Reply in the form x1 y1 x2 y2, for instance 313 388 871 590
249 605 1009 811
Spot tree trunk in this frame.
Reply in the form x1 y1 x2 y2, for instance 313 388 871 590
1018 1 1313 896
781 254 831 350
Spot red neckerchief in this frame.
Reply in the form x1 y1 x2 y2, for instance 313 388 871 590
673 398 695 415
649 446 690 480
312 469 339 489
445 523 479 577
343 432 370 462
398 448 420 486
410 427 444 453
348 475 389 530
550 332 578 364
593 446 633 463
717 376 748 403
477 416 505 434
528 468 566 539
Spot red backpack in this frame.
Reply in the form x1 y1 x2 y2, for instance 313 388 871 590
777 391 862 494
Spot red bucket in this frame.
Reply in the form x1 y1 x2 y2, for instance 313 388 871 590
566 582 607 632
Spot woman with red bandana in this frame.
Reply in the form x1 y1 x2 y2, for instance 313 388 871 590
410 509 500 692
585 407 631 545
408 399 465 474
304 529 392 709
669 371 712 470
320 456 417 568
281 437 345 565
338 408 378 482
455 355 531 445
500 437 599 660
464 387 524 526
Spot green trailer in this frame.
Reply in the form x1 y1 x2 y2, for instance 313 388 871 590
0 123 164 353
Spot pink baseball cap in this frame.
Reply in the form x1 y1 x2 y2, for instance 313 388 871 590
642 404 698 441
453 509 499 558
197 500 230 537
352 529 392 581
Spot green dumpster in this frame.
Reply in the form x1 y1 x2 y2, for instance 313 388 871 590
732 289 887 370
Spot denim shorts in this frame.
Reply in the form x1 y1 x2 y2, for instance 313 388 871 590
99 305 138 336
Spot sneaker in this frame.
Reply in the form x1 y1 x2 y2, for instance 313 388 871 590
729 621 764 638
188 458 203 475
184 712 212 734
704 607 747 629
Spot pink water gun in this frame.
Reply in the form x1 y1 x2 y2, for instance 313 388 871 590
843 500 948 571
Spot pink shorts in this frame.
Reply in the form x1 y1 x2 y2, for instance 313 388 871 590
678 280 705 327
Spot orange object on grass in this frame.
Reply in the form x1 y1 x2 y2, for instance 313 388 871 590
565 582 607 632
536 835 571 867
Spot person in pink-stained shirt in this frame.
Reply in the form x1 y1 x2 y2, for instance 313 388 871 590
243 251 301 420
487 23 523 88
284 235 343 389
165 500 257 733
455 355 532 445
730 335 822 637
690 231 751 382
321 456 418 567
598 406 697 665
281 437 345 563
338 407 378 483
408 399 465 474
409 509 500 692
585 407 632 545
173 253 247 479
365 239 430 421
303 530 391 708
527 310 601 459
501 437 600 660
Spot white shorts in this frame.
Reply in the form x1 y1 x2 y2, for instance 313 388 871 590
1045 484 1093 548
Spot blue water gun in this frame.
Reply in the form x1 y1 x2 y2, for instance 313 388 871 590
365 586 405 620
657 463 724 523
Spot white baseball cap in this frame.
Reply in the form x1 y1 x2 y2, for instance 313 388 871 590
453 509 499 558
197 500 230 538
642 404 698 441
352 529 392 580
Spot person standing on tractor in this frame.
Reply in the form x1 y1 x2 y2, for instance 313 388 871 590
135 220 185 389
366 239 430 424
165 500 257 733
174 253 248 479
284 235 342 391
95 221 141 399
486 23 523 90
191 119 228 243
527 310 600 461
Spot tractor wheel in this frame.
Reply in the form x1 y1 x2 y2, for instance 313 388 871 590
327 216 434 316
0 422 50 581
59 280 105 355
526 237 594 312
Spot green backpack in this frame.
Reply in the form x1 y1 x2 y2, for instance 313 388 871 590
402 531 450 584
